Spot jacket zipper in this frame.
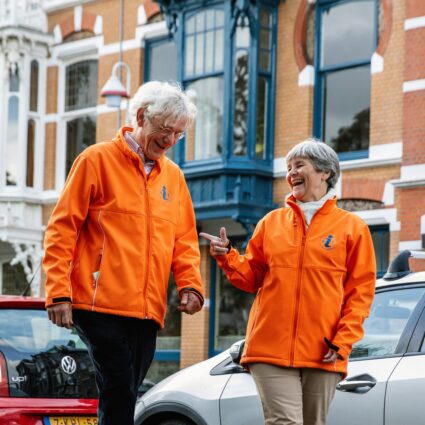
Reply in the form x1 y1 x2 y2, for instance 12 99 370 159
92 210 105 309
143 180 151 319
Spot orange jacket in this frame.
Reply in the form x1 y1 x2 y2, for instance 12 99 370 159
43 127 204 327
216 196 376 376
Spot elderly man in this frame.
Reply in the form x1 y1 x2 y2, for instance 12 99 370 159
43 81 204 425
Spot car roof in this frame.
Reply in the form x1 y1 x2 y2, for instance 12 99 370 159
377 271 425 288
0 295 45 309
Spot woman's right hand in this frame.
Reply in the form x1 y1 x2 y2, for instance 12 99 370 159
199 227 230 258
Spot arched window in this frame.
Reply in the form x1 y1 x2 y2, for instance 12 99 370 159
6 96 19 186
29 60 39 112
26 119 35 187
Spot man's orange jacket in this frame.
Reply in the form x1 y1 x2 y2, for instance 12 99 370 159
43 127 204 327
216 196 376 376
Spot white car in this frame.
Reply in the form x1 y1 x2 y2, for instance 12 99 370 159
135 250 425 425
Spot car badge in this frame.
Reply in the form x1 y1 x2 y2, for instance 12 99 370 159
61 356 77 374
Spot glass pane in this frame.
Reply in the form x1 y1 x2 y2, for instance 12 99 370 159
156 275 181 350
66 116 96 177
256 76 267 159
195 10 205 31
260 29 271 50
148 40 177 82
324 66 371 153
185 35 195 76
187 77 224 160
29 60 39 112
2 263 27 295
6 96 19 186
259 51 270 71
26 119 35 187
215 254 255 351
185 15 195 33
351 288 425 359
215 28 224 71
205 9 215 30
321 0 375 68
65 60 98 112
9 69 19 92
205 31 214 73
260 8 272 27
233 50 249 156
236 26 250 49
216 9 224 26
371 227 390 277
195 32 205 75
144 360 179 385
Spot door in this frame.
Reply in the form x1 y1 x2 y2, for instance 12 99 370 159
327 286 425 425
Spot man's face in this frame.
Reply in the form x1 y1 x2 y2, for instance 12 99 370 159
139 116 187 161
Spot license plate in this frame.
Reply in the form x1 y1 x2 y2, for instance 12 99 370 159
44 417 98 425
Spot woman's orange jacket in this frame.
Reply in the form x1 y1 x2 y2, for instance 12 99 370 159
43 127 204 327
216 196 376 376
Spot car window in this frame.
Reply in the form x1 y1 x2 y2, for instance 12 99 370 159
350 287 425 359
0 309 85 352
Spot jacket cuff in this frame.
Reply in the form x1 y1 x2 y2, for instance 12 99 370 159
46 297 72 308
179 288 204 306
325 338 346 360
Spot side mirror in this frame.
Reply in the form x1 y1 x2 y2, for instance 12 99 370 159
229 340 245 365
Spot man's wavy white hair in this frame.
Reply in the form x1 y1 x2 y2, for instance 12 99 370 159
128 81 197 128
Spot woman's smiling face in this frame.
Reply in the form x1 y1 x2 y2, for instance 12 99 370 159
286 157 330 202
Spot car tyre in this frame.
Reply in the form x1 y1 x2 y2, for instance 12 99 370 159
157 418 194 425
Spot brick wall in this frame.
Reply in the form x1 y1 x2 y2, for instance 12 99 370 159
43 123 57 190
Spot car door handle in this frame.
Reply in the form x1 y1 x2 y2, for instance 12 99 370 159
337 379 376 392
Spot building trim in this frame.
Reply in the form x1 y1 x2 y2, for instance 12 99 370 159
74 5 83 32
399 240 422 251
298 65 315 86
354 208 400 232
404 16 425 31
43 0 95 13
371 52 384 74
403 79 425 93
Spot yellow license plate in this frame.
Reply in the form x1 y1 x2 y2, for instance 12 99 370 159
45 417 98 425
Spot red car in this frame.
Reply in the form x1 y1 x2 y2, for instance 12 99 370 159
0 295 98 425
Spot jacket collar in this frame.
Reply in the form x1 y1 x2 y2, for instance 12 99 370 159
114 126 165 174
286 194 337 216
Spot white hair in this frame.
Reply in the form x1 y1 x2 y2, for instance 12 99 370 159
128 81 197 128
286 138 340 189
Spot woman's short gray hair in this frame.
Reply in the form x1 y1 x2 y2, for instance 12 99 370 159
128 81 197 128
286 138 340 189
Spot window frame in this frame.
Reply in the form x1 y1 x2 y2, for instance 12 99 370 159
369 224 390 278
313 0 379 161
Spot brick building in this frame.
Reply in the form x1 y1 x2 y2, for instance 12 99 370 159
0 0 424 382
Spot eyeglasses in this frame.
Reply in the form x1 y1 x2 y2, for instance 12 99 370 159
150 123 185 141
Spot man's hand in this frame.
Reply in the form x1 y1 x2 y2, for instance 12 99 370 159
199 227 229 258
47 303 73 329
178 291 202 315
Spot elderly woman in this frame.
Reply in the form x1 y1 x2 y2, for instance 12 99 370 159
200 139 376 425
43 81 204 425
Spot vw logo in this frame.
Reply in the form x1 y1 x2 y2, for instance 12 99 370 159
61 356 77 374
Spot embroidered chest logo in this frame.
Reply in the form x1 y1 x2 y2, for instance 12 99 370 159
322 234 335 250
161 185 172 202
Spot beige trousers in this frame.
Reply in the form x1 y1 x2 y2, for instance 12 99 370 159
249 363 341 425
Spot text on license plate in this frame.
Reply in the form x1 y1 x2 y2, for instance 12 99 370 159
44 417 98 425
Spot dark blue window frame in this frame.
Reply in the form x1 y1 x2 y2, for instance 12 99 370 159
369 224 390 278
313 0 379 161
167 0 278 176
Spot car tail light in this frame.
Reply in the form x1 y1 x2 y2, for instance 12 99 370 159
25 417 44 425
0 351 9 396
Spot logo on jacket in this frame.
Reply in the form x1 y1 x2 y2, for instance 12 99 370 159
161 185 172 201
61 356 77 374
322 234 335 250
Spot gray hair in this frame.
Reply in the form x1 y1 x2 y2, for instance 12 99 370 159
128 81 197 128
286 138 340 189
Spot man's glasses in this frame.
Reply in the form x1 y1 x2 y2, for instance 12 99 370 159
150 123 185 141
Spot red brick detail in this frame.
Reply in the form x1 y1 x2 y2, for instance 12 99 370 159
405 28 425 81
376 0 393 56
410 258 425 273
342 178 386 201
399 187 425 240
293 0 309 71
402 91 425 166
405 0 425 19
144 0 161 20
60 16 74 40
82 12 97 32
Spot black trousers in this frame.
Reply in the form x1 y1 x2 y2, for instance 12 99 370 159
73 310 158 425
